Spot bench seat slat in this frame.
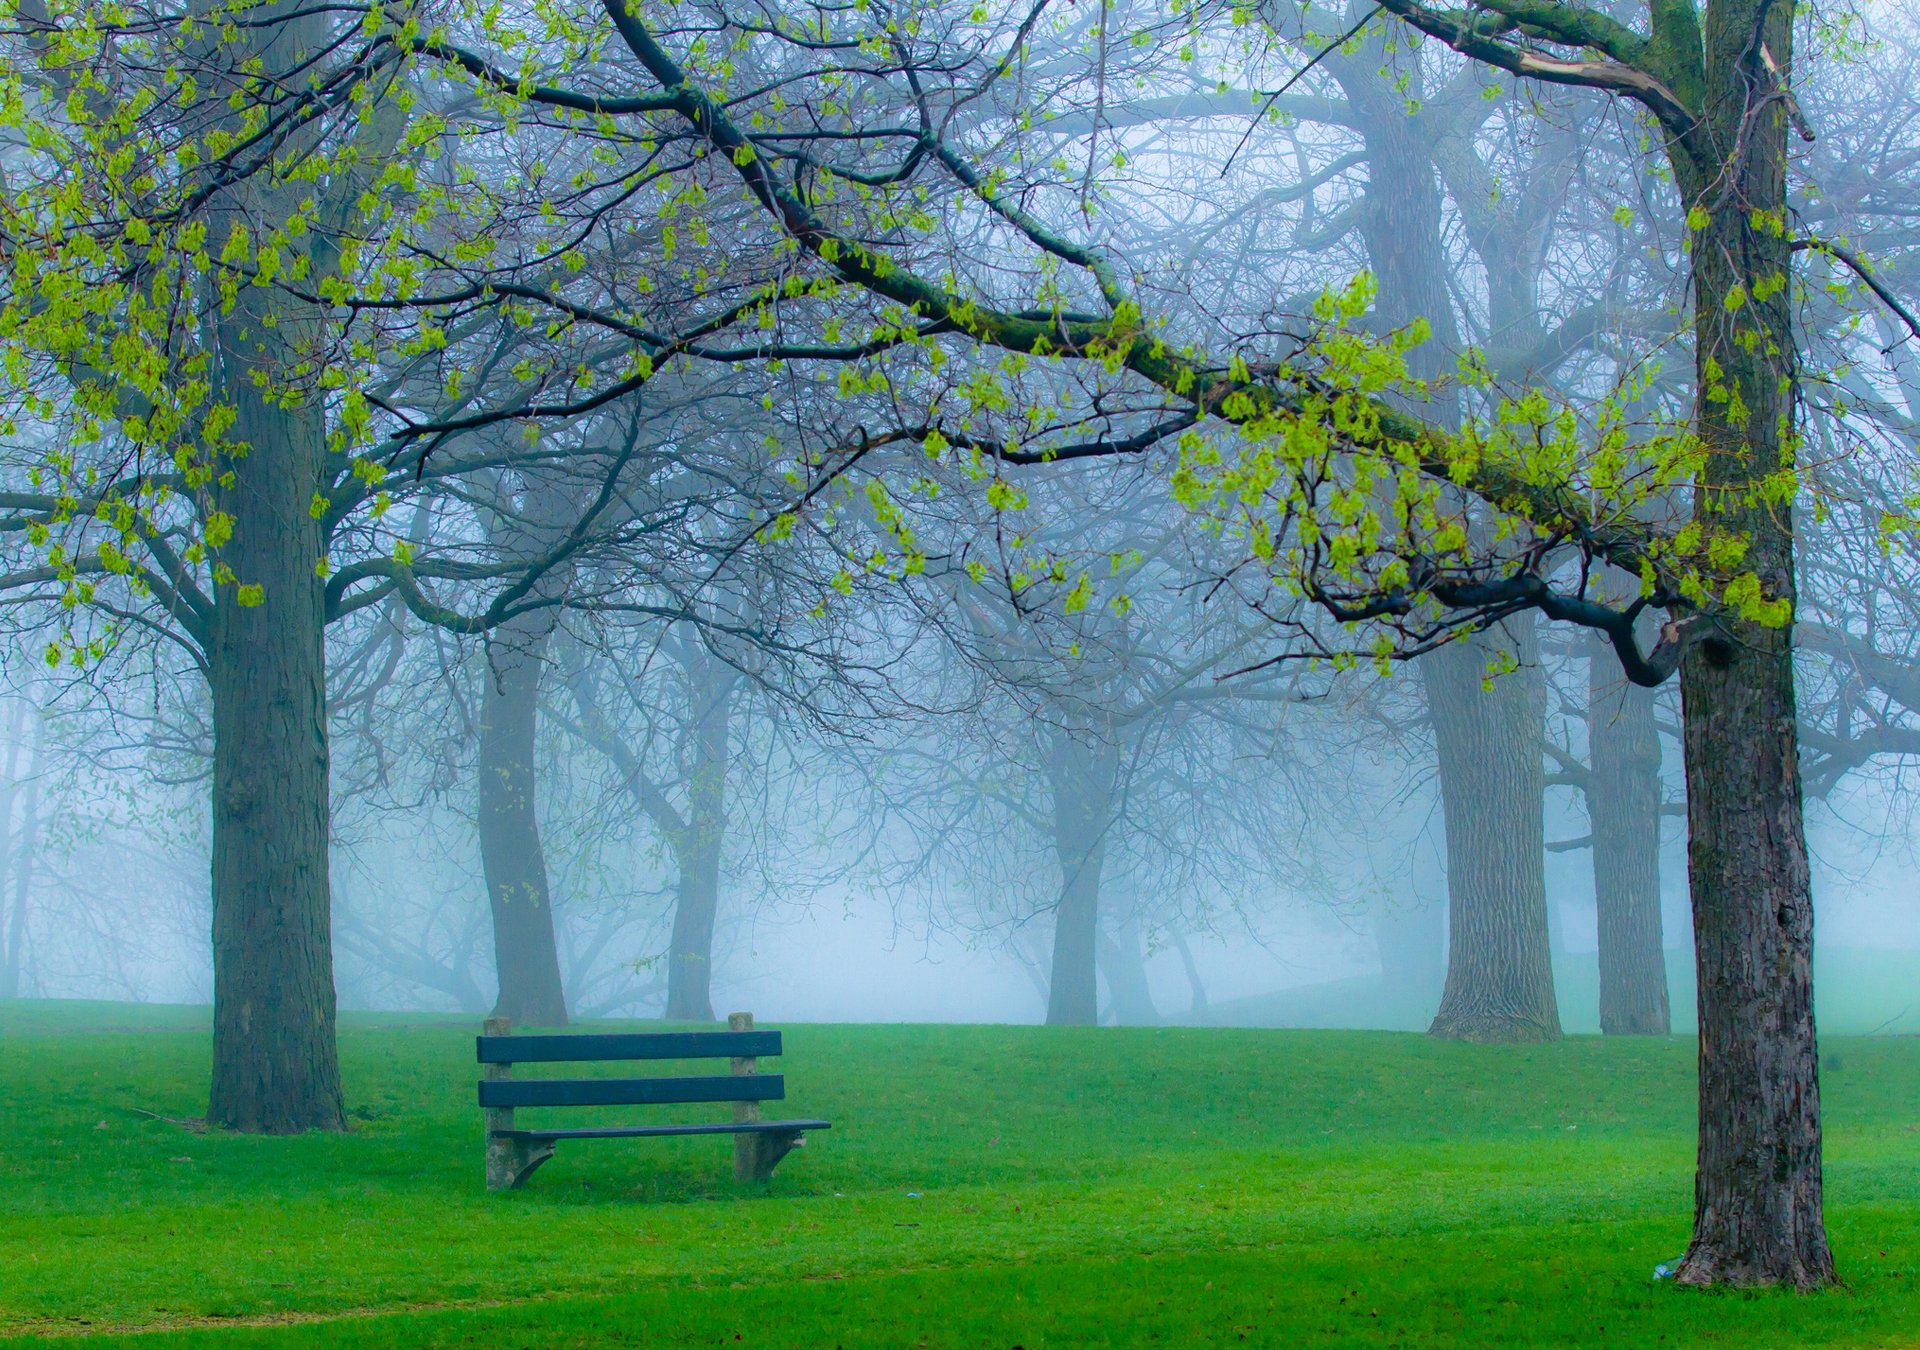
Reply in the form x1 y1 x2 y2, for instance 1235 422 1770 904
476 1030 781 1065
478 1074 784 1109
495 1119 831 1142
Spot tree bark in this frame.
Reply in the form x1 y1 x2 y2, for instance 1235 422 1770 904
477 612 569 1027
1670 0 1832 1284
1422 616 1562 1043
204 299 345 1134
1588 636 1670 1035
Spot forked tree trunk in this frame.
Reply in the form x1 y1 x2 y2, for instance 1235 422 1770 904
1669 0 1831 1284
1588 638 1670 1035
205 303 345 1134
1045 730 1119 1026
1423 618 1561 1043
477 616 569 1027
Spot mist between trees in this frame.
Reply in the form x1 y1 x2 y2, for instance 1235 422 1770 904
0 0 1918 1292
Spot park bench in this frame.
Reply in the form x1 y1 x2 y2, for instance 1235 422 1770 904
476 1011 830 1191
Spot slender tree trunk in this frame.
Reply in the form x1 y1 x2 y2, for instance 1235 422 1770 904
1423 617 1562 1043
1 764 40 1001
477 615 569 1027
1096 918 1158 1025
665 838 721 1021
664 661 734 1022
1045 730 1118 1026
1172 932 1208 1017
204 304 344 1134
0 703 25 1002
1588 636 1670 1035
1670 0 1831 1283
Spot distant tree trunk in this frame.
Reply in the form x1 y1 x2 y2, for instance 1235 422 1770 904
1 764 40 1001
1097 918 1158 1025
1588 636 1670 1035
664 663 733 1022
0 703 28 1001
204 306 345 1134
1422 617 1561 1043
1044 729 1119 1026
1172 932 1208 1016
477 613 569 1027
1338 70 1556 1044
1671 0 1831 1282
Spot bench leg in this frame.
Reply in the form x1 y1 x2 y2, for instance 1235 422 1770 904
735 1129 805 1184
487 1136 556 1191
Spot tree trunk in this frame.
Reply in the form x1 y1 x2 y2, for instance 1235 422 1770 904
1669 0 1832 1284
1423 617 1562 1043
0 701 27 1001
477 614 569 1027
1588 636 1670 1035
1044 730 1118 1026
0 761 39 1001
1172 932 1208 1017
664 657 734 1022
1340 72 1558 1043
204 302 345 1134
1097 918 1159 1025
665 840 722 1022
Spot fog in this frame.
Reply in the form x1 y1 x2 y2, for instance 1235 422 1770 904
4 677 1912 1037
0 0 1916 1077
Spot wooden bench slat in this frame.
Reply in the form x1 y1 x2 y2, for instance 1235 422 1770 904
476 1030 782 1065
478 1073 785 1110
495 1119 831 1142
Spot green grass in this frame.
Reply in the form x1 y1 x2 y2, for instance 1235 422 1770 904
2 1000 1917 1347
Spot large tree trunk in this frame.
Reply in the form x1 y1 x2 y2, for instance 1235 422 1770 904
1340 71 1558 1043
188 0 346 1139
1044 730 1119 1026
1423 617 1561 1043
1670 0 1831 1285
477 614 569 1027
664 654 734 1022
1588 638 1670 1035
204 305 344 1134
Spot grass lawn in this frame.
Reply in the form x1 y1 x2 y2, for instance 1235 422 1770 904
1 999 1916 1347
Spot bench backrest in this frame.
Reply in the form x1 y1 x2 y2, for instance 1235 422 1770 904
476 1028 783 1111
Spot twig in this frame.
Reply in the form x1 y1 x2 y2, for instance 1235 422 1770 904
1794 236 1920 351
1223 7 1383 178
